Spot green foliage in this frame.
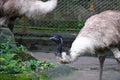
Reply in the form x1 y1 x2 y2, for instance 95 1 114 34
77 21 84 28
0 53 22 74
0 35 55 74
28 60 55 72
0 73 50 80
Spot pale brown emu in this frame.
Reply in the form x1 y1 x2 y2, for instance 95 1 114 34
58 10 120 80
0 0 57 31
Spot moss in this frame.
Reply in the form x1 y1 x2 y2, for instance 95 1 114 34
39 74 50 80
0 74 31 80
0 73 50 80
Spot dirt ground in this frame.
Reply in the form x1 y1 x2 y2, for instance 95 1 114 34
33 52 120 80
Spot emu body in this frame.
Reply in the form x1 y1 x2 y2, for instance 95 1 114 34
0 0 57 31
59 10 120 80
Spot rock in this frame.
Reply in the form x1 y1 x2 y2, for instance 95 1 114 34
0 28 15 44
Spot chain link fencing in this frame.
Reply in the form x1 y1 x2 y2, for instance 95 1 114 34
14 0 120 51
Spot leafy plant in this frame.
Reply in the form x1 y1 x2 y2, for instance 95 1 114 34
0 53 21 74
0 34 55 74
0 42 55 74
28 60 55 71
77 21 84 28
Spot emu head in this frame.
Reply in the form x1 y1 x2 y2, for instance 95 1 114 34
50 35 76 64
50 35 63 57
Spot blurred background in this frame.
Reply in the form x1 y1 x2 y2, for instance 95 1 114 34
13 0 120 52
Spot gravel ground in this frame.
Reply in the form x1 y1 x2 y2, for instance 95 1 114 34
33 52 120 80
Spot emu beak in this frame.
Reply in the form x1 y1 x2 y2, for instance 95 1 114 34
49 36 56 41
49 37 53 40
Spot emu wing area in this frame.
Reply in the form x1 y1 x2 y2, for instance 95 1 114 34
79 10 120 47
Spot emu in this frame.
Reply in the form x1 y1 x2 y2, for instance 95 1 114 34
51 10 120 80
0 0 57 31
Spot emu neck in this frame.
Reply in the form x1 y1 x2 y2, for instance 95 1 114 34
56 43 62 53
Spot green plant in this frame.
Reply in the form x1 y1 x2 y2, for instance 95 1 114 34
0 43 55 74
0 53 22 74
77 21 84 28
0 34 55 74
28 60 55 71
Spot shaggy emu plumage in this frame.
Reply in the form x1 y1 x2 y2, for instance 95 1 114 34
0 0 57 31
56 10 120 80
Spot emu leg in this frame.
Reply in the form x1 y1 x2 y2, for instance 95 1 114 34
110 48 120 69
98 56 105 80
8 17 16 32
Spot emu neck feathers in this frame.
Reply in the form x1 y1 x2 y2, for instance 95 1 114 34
60 37 97 63
56 43 62 53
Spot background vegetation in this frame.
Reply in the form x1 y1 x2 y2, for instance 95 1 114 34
0 33 55 74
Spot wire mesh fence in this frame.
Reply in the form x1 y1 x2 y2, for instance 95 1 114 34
15 0 120 32
14 0 120 50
